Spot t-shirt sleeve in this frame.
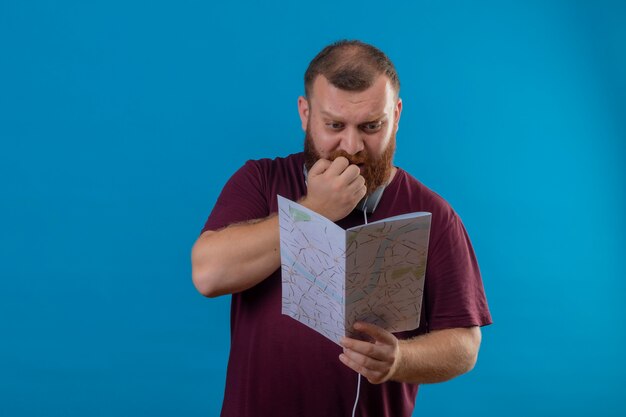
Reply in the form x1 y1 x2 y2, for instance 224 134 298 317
200 160 269 234
424 211 492 330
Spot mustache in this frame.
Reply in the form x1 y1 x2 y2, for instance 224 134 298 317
326 149 368 165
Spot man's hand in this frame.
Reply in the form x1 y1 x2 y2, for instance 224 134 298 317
339 322 401 384
340 325 482 385
300 157 366 222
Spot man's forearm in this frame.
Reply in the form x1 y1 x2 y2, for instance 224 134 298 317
191 215 280 297
391 327 482 384
191 157 370 298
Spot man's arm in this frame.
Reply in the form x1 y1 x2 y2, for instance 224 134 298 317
191 157 366 297
339 323 482 385
191 215 281 297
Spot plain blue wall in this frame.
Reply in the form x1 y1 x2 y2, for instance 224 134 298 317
1 1 625 416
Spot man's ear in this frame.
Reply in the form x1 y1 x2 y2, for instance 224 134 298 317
297 96 309 132
393 98 403 133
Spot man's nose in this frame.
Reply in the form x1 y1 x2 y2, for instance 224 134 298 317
339 127 364 155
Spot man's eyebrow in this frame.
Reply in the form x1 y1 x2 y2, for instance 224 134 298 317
320 110 387 122
359 116 387 124
320 110 343 120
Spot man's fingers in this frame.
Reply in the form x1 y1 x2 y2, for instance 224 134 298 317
353 321 397 345
310 157 361 186
309 158 332 176
340 163 361 182
341 348 389 373
325 156 350 176
349 175 367 196
338 353 389 384
341 336 389 362
339 324 399 385
304 156 366 221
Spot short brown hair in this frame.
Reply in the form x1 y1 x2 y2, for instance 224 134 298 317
304 40 400 98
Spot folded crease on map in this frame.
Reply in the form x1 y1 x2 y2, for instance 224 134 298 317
277 195 432 345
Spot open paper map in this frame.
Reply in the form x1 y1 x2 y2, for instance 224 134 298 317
278 195 432 344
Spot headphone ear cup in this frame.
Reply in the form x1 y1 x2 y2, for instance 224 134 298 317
358 186 385 214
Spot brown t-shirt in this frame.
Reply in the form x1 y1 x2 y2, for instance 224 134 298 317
202 152 492 417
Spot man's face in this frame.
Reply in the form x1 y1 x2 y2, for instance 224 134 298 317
299 75 402 194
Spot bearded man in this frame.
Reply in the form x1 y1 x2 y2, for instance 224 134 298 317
191 40 492 417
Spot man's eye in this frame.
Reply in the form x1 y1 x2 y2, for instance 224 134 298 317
327 122 344 130
362 122 383 132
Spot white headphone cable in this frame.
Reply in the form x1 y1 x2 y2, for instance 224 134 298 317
351 195 368 417
351 373 362 417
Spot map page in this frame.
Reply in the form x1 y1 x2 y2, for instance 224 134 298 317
278 195 431 344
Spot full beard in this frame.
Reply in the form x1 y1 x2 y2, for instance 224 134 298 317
303 127 396 196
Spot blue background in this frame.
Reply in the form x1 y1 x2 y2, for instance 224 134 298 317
1 1 625 416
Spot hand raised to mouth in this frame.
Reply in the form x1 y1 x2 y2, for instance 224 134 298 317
299 156 367 222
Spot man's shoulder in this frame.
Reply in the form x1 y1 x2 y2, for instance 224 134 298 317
236 152 304 178
234 152 305 195
391 167 457 218
244 152 304 168
393 167 447 202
